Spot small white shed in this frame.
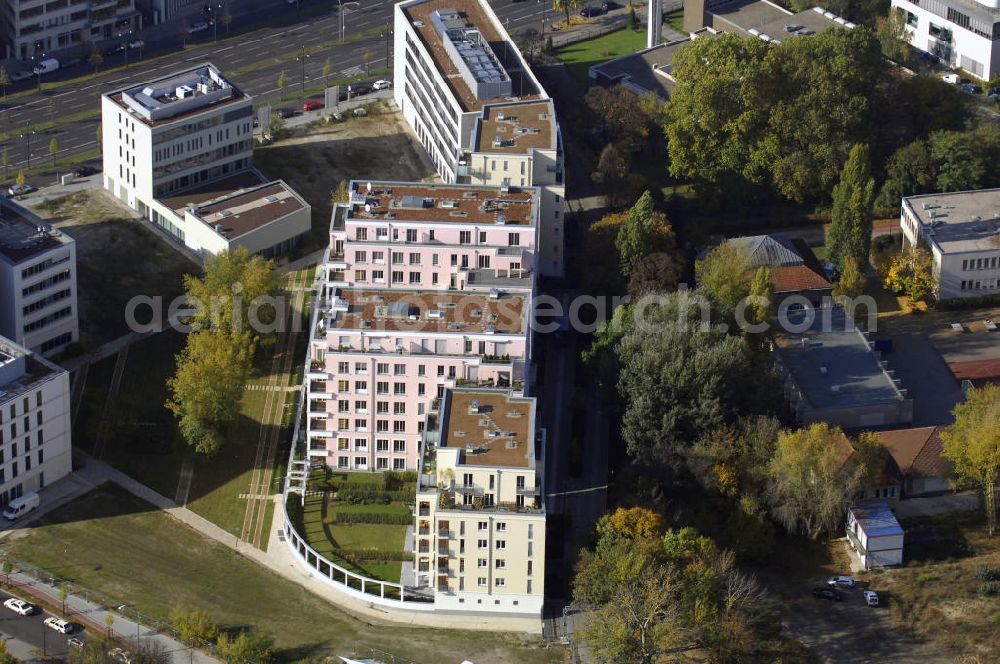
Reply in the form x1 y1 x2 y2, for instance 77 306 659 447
847 501 904 569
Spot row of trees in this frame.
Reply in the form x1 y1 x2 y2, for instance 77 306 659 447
166 248 281 455
172 607 275 664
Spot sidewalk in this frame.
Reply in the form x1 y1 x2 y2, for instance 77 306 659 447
5 570 217 664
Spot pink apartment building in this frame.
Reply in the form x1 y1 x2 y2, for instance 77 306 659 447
306 181 540 471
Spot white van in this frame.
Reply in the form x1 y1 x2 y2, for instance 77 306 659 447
31 58 59 75
3 492 40 520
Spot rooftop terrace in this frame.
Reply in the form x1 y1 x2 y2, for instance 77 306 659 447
189 181 307 240
401 0 540 112
0 335 60 394
110 64 247 126
158 170 266 211
347 181 536 226
440 389 536 468
0 198 72 265
329 288 526 335
775 307 906 409
473 101 556 154
904 189 1000 254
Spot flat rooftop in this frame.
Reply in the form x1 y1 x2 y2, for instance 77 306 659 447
401 0 540 112
775 307 906 409
109 64 248 126
158 170 266 211
347 181 536 226
850 501 903 537
755 6 853 41
473 101 556 154
904 189 1000 254
0 335 60 393
590 38 694 99
0 198 72 265
440 389 536 468
189 181 307 240
330 288 526 335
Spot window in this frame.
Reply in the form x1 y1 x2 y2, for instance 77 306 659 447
354 418 367 430
478 577 488 587
409 252 420 265
409 271 421 284
354 250 368 263
392 271 404 283
406 229 418 242
356 228 368 241
459 231 471 244
338 400 349 413
495 559 506 569
393 402 406 415
479 231 487 243
372 251 384 263
354 380 367 393
508 232 520 246
393 440 406 453
376 439 389 452
495 578 505 587
478 558 488 568
377 381 389 395
354 270 367 282
394 383 406 395
376 458 388 470
432 254 439 266
376 420 389 432
478 521 488 531
496 522 507 532
376 227 388 240
393 421 406 433
393 458 406 470
478 539 488 549
392 251 404 265
372 270 384 282
496 540 506 550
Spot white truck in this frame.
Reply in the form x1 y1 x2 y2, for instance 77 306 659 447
2 492 40 520
31 58 60 75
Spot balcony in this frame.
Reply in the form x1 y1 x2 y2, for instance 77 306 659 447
466 269 533 289
516 485 541 496
455 484 484 497
437 529 454 539
437 546 450 556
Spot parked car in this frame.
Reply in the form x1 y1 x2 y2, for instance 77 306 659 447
68 638 85 649
187 20 209 34
601 0 622 10
4 598 36 616
811 587 842 601
579 6 604 17
347 83 372 98
941 73 961 84
128 39 145 50
863 590 879 607
276 108 296 119
372 79 392 90
32 58 60 75
44 617 74 634
72 165 98 177
827 575 855 588
7 183 35 197
302 99 323 112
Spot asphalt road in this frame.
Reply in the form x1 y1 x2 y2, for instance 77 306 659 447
0 589 88 659
0 0 558 180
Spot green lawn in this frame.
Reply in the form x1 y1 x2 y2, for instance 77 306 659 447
299 472 416 584
665 9 685 33
4 486 560 663
555 27 647 86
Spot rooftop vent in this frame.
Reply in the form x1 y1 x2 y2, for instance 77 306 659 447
469 399 480 414
427 310 444 319
440 200 456 209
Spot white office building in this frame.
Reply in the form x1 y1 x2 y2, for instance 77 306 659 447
101 63 311 258
393 0 565 277
900 188 1000 300
891 0 1000 80
0 197 78 356
0 335 73 508
3 0 142 61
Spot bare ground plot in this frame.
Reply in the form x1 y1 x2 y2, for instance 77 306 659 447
30 190 197 349
254 103 436 252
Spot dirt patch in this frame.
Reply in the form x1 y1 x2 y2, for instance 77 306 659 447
29 190 197 349
254 102 436 253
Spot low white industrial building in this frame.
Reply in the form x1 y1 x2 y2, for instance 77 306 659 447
101 63 310 259
847 502 905 569
900 188 1000 301
891 0 1000 80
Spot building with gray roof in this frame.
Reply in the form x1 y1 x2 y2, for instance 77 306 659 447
900 188 1000 301
774 306 913 429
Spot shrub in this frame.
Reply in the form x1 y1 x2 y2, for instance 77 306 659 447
325 511 411 526
335 548 410 562
978 580 1000 597
976 566 1000 581
336 488 415 503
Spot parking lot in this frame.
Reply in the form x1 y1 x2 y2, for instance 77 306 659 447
0 589 88 659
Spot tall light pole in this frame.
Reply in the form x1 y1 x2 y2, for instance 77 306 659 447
336 0 345 42
210 1 222 41
20 126 35 171
382 24 393 70
117 30 132 68
296 47 310 93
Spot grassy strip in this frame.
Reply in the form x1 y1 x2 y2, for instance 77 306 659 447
230 26 388 79
0 107 101 143
255 67 392 108
6 485 559 663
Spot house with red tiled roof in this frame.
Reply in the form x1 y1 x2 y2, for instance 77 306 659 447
831 431 903 505
727 234 833 305
873 427 954 498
